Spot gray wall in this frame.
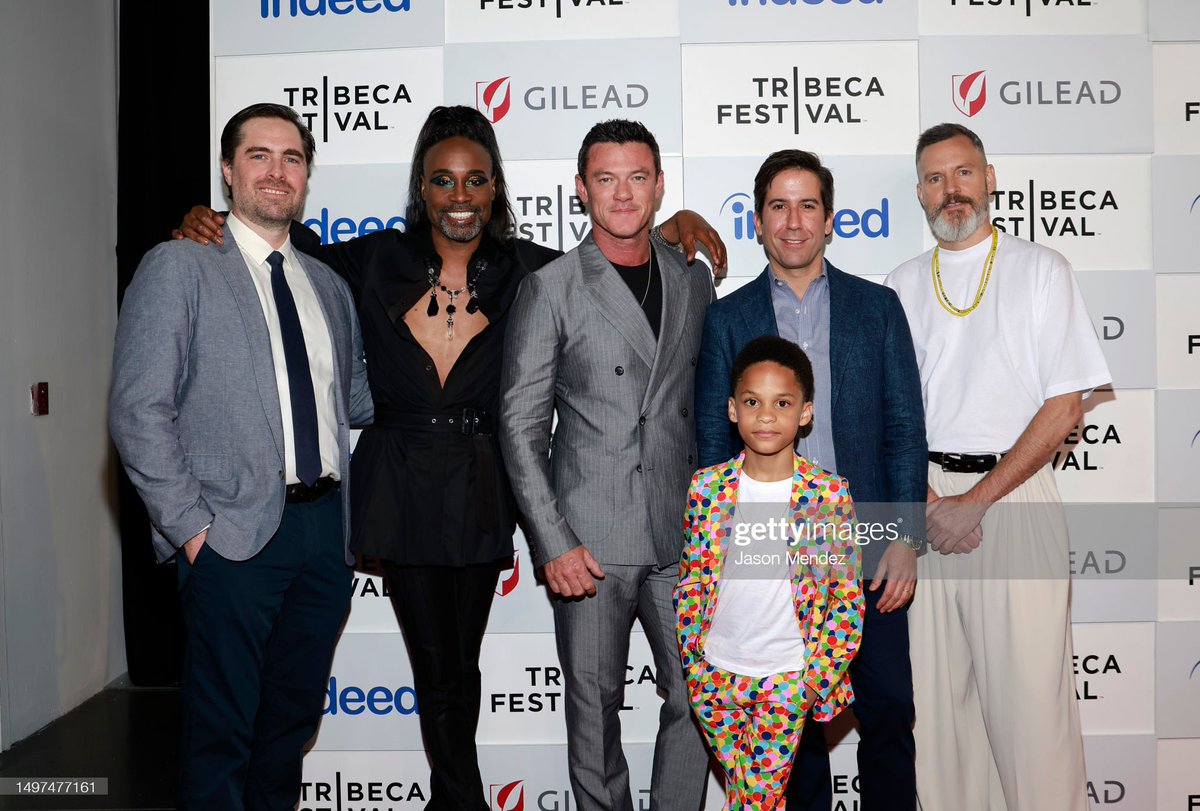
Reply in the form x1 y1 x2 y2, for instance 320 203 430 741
0 0 124 748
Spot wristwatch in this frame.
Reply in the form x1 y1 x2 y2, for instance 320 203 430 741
649 225 686 254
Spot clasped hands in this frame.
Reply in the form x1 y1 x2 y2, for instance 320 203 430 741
926 490 990 555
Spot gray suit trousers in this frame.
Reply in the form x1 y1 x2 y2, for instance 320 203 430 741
553 564 710 811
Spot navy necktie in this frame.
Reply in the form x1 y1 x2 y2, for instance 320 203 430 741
267 251 321 486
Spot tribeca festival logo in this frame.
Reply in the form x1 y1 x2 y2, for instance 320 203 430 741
479 0 631 17
716 70 885 131
298 772 427 811
495 553 521 597
948 0 1101 17
282 77 413 143
990 179 1120 242
720 191 890 241
510 182 590 251
260 0 410 18
490 780 525 811
951 67 1121 118
952 70 987 118
1074 651 1122 701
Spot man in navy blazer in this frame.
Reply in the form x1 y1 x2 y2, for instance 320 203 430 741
110 103 372 810
694 150 926 811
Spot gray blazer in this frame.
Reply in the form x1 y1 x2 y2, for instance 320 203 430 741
110 225 373 565
500 233 715 568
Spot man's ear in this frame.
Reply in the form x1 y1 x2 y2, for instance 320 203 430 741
727 396 738 423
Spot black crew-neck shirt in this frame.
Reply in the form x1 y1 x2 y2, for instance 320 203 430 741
610 254 662 339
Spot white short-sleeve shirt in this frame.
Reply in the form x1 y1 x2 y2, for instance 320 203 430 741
885 231 1110 453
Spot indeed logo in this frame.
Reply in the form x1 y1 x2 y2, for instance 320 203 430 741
323 676 419 716
303 208 406 245
260 0 409 17
720 192 890 240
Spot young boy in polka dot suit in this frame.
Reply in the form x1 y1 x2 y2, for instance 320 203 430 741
675 336 864 810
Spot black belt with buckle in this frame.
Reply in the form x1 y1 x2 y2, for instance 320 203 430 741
929 452 1005 473
373 407 495 437
285 476 340 503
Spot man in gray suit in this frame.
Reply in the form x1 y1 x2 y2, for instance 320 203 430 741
110 103 371 810
500 120 714 811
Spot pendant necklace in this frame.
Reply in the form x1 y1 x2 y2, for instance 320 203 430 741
425 259 484 340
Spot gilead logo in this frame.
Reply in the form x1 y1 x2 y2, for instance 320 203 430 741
953 70 987 117
478 77 513 124
490 781 524 811
495 553 521 597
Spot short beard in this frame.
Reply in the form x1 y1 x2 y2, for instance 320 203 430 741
926 195 991 245
434 208 486 243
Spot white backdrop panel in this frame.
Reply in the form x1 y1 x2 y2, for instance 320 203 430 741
682 155 926 279
918 36 1153 154
1150 155 1200 273
1053 390 1156 504
211 47 443 188
212 0 445 56
986 155 1152 271
1072 622 1156 736
445 0 680 43
442 39 683 162
1155 390 1200 503
1152 44 1200 154
918 0 1147 36
679 0 916 44
680 42 920 157
1075 271 1158 391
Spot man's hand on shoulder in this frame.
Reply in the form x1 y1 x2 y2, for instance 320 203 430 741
542 545 606 598
871 542 917 612
658 210 727 275
172 206 226 246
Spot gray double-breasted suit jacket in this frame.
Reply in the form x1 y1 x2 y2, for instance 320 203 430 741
500 232 715 568
110 225 373 565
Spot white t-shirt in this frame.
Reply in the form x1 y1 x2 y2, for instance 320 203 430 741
704 474 806 678
885 232 1110 453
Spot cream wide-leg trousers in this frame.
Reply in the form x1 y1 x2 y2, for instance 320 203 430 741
912 463 1088 811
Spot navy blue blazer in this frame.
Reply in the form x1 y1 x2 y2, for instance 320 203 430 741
694 262 928 573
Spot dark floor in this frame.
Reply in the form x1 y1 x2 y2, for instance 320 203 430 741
0 687 179 811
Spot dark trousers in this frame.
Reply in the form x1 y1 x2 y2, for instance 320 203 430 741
787 583 917 811
176 493 351 811
382 560 503 811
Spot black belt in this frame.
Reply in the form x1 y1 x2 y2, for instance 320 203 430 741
285 476 339 503
929 452 1005 474
369 406 499 531
374 407 494 437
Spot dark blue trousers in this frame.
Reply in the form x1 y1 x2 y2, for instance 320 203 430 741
176 492 351 811
786 583 917 811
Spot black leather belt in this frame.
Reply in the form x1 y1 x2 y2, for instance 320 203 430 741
929 452 1005 473
374 407 494 437
286 476 339 503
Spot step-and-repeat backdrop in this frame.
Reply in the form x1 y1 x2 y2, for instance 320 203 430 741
208 3 1200 808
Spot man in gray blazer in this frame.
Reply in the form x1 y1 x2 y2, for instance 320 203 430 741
110 103 371 810
500 120 714 811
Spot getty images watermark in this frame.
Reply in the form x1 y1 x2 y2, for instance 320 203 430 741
717 501 1200 583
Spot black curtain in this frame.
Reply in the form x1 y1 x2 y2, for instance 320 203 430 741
116 1 210 685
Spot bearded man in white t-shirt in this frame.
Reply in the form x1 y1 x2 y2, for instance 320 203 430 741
885 123 1110 811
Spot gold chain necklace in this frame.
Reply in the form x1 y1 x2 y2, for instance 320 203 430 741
931 227 998 317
